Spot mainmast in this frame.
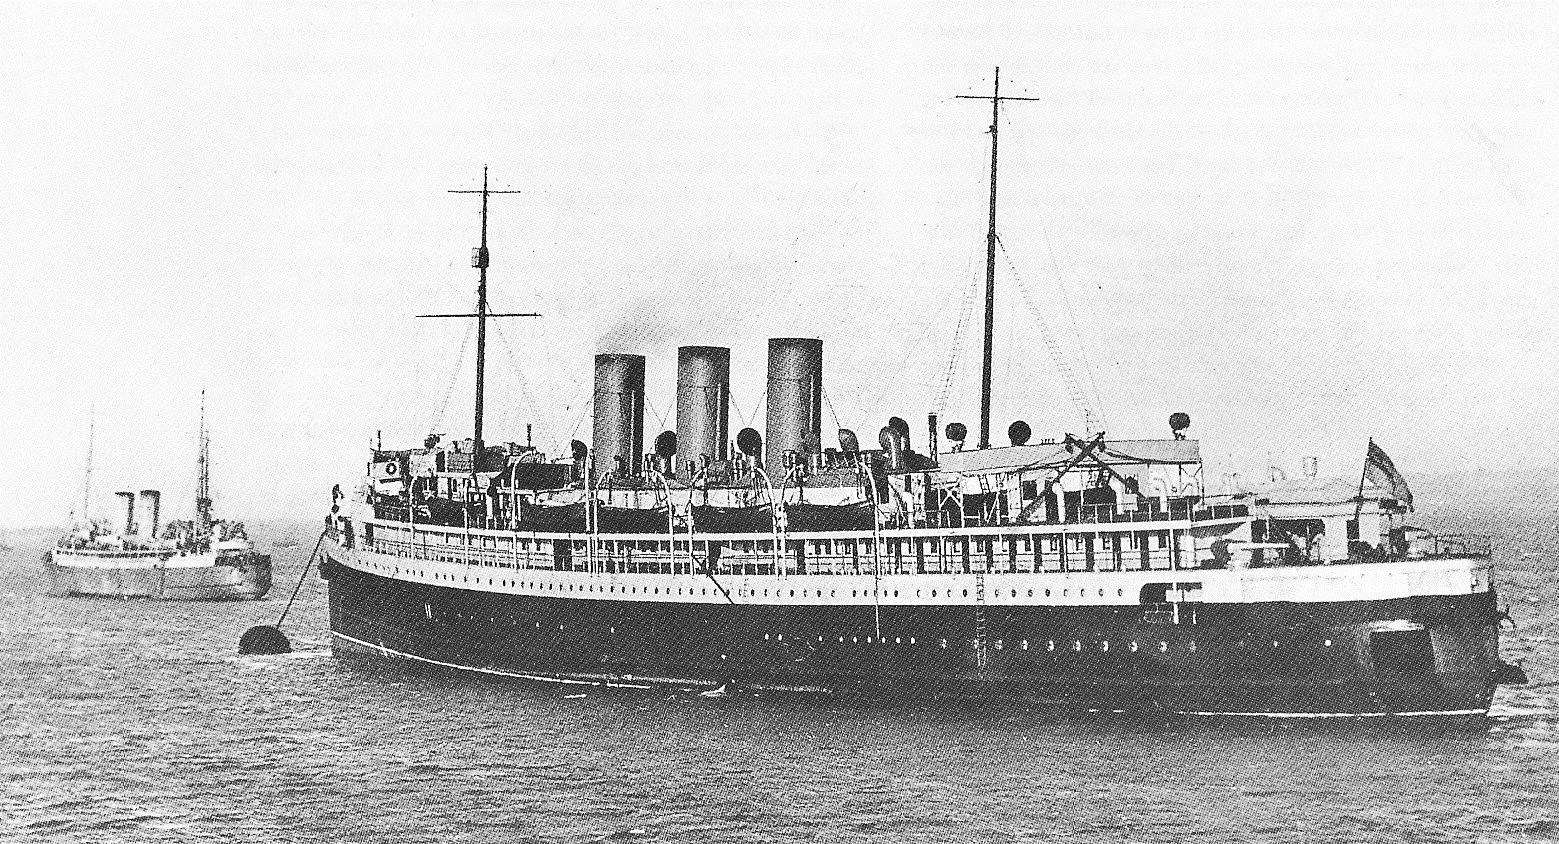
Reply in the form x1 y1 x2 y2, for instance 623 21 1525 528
196 390 211 525
420 167 537 485
958 67 1040 449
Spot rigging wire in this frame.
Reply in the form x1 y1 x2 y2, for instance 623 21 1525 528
488 320 546 437
1033 225 1110 427
561 392 593 446
933 266 982 417
746 394 765 433
821 386 844 435
427 319 476 436
997 234 1105 432
646 398 670 435
728 387 750 430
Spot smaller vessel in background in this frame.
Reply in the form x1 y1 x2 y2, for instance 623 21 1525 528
44 394 271 600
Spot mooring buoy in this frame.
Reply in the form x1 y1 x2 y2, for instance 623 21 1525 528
237 528 327 655
238 624 292 655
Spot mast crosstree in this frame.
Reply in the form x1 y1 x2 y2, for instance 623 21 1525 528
419 167 540 482
957 67 1040 450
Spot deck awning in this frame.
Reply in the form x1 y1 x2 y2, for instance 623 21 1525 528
930 439 1200 479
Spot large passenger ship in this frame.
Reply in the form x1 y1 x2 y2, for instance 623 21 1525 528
319 72 1523 718
46 396 271 600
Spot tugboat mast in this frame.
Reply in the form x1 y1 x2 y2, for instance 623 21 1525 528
958 67 1040 449
421 167 537 484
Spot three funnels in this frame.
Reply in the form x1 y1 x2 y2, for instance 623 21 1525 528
591 339 824 479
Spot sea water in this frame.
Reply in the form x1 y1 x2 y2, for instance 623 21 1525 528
2 522 1556 844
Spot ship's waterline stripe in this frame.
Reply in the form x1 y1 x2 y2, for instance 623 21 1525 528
330 632 1487 718
330 631 655 689
1085 707 1487 718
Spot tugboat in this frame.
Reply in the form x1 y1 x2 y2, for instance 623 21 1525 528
317 71 1523 718
45 394 271 600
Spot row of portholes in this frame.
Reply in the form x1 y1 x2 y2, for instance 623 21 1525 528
762 633 920 645
428 618 1333 657
391 561 1123 604
420 608 1216 661
941 638 1197 653
414 571 1127 605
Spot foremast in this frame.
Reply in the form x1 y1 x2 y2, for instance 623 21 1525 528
196 390 212 526
419 167 537 487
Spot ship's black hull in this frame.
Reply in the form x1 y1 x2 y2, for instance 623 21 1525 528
322 554 1499 718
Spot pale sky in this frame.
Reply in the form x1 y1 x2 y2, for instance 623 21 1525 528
2 2 1555 529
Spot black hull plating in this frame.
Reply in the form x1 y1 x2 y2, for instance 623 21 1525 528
323 556 1499 718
